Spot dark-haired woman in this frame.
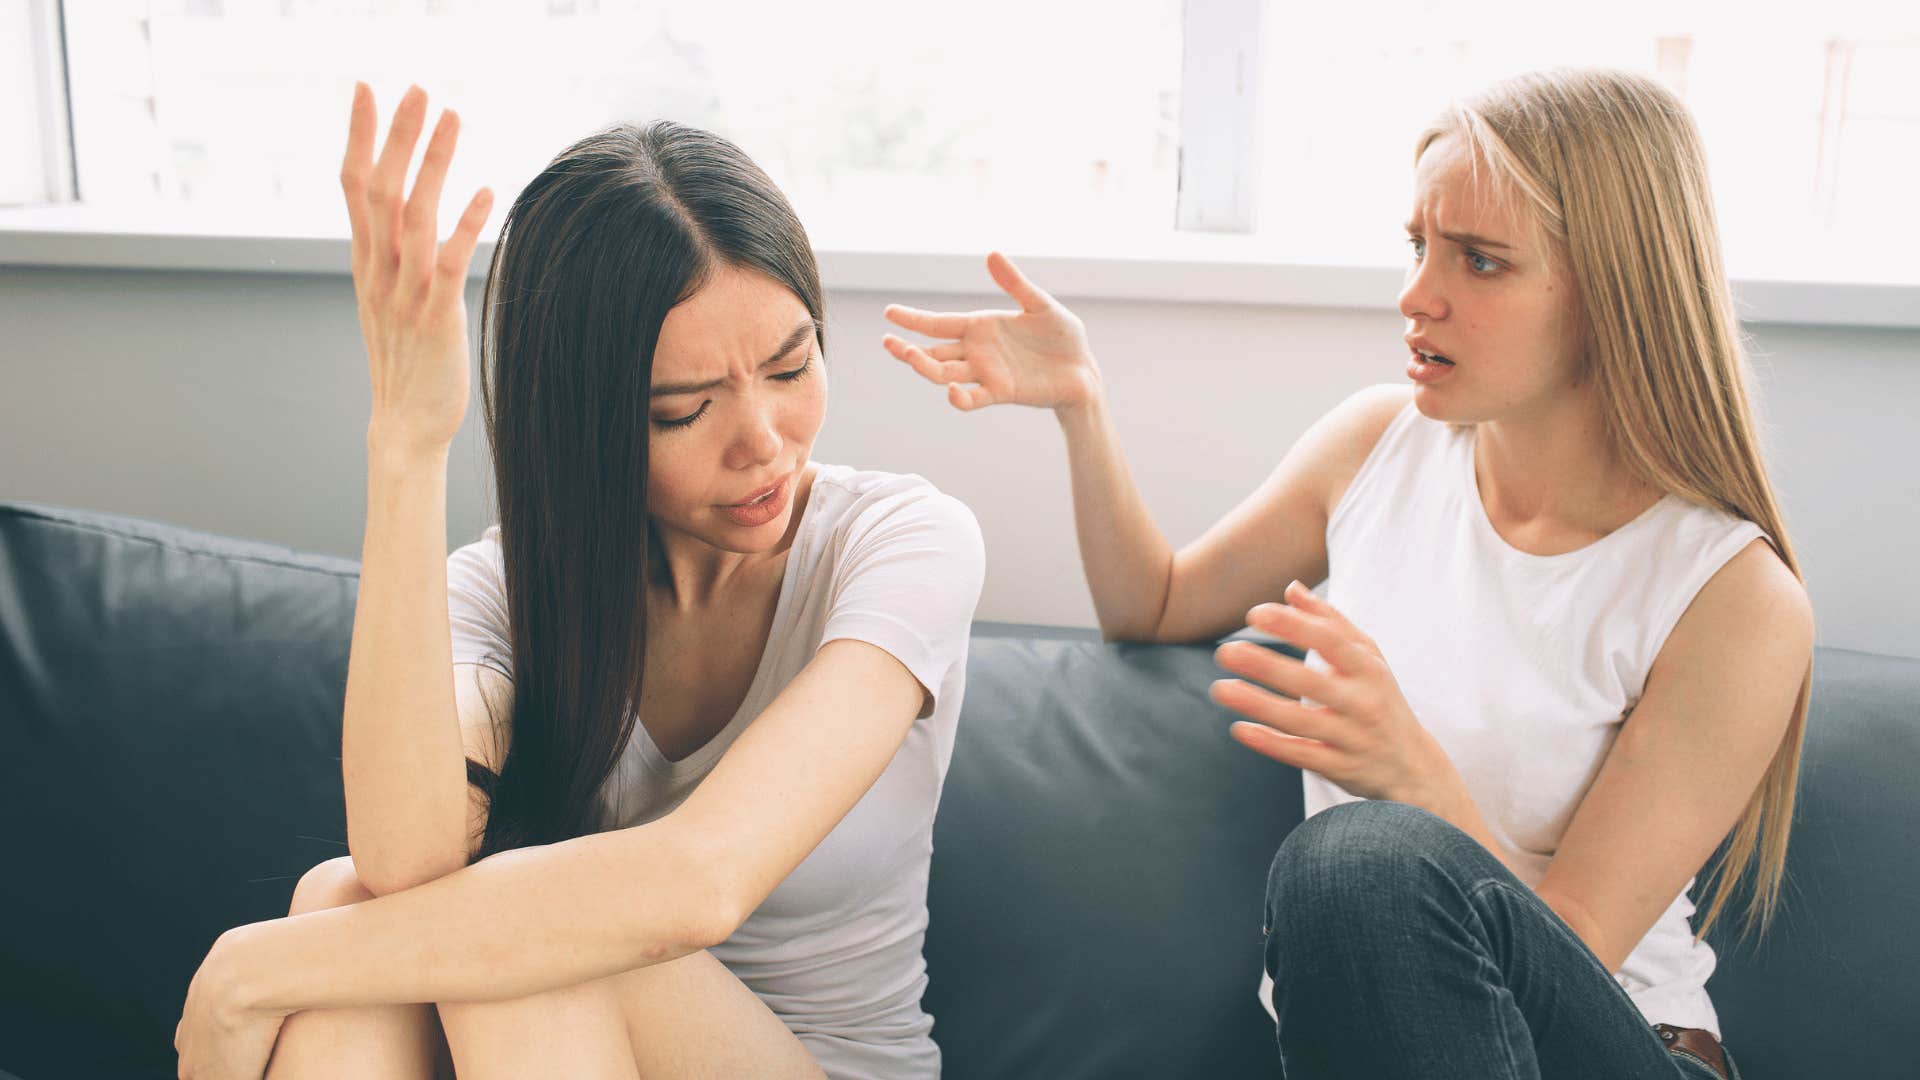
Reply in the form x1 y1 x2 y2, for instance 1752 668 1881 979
173 83 982 1080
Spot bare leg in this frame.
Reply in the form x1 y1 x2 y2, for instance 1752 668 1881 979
436 941 823 1080
263 856 449 1080
266 857 825 1080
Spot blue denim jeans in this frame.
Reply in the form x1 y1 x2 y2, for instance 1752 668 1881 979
1262 800 1743 1080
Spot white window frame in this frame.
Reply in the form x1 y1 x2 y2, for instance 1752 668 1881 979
0 2 1913 330
2 0 76 207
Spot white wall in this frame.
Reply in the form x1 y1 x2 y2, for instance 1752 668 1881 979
2 266 1915 658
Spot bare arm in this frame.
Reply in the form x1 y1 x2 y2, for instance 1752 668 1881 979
217 638 926 1014
885 265 1408 645
341 450 470 893
336 83 497 893
1527 539 1812 972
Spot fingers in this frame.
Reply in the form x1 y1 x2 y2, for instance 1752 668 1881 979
882 334 994 410
1214 639 1341 707
947 381 996 411
340 81 376 274
1246 589 1378 676
368 85 429 285
431 185 496 303
1229 721 1337 773
399 106 461 299
882 333 968 381
1278 580 1383 659
986 250 1053 313
883 303 970 339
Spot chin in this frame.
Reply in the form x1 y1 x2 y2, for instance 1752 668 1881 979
1410 385 1462 423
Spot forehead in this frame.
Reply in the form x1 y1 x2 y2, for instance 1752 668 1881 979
654 265 812 375
1409 133 1528 235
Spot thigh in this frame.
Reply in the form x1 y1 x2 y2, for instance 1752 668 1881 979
611 949 823 1080
266 857 452 1080
1265 802 1709 1080
436 950 822 1080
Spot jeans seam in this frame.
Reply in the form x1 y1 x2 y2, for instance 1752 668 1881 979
1667 1047 1721 1078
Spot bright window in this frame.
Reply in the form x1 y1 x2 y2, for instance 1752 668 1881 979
1248 1 1920 283
55 0 1183 250
27 1 1920 287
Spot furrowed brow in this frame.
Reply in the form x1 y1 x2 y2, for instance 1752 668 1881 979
650 320 815 397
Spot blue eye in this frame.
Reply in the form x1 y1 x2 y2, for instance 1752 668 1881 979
1467 251 1500 274
1407 237 1425 260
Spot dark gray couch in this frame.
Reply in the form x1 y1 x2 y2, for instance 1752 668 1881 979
2 500 1914 1079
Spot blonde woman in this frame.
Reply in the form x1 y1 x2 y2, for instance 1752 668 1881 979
883 68 1807 1079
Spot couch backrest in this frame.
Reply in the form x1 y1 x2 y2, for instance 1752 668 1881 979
930 624 1920 1080
3 501 1916 1080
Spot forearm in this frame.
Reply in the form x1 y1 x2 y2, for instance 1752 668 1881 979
341 436 469 892
231 826 721 1014
1053 384 1177 642
1413 780 1616 967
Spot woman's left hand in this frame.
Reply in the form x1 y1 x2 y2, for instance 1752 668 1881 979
173 926 287 1080
1211 580 1460 808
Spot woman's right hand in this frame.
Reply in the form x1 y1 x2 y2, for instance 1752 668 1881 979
882 252 1101 413
341 82 495 462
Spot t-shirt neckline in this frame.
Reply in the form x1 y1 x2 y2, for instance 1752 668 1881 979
637 461 837 778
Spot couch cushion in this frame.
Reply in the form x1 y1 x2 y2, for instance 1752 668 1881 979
0 501 358 1079
923 627 1300 1079
1702 645 1920 1080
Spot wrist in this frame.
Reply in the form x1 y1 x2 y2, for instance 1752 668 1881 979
1397 754 1468 820
1052 365 1106 426
208 922 295 1021
366 421 452 473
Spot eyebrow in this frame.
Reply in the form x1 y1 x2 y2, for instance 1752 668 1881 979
650 321 816 397
1404 224 1516 252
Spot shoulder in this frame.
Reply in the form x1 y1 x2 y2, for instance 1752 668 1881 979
1669 535 1812 654
810 463 982 551
1307 383 1418 519
1650 534 1814 732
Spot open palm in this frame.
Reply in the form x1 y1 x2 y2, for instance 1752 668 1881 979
882 252 1099 412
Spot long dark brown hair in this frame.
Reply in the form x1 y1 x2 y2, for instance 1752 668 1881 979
466 120 824 859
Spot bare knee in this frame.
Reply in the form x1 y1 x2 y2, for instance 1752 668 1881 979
288 855 375 915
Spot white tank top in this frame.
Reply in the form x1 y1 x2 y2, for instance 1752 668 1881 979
1297 400 1765 1037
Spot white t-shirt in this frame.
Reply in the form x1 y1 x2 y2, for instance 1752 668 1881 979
445 463 986 1080
1262 401 1764 1039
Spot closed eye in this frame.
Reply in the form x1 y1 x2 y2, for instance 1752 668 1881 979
654 403 708 430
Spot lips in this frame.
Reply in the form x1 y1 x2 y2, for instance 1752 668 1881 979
1405 337 1454 365
723 475 786 508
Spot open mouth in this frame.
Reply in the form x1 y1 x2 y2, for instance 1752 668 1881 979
1415 349 1454 366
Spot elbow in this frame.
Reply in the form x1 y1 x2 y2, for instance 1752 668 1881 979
349 847 467 898
680 869 749 952
614 829 748 957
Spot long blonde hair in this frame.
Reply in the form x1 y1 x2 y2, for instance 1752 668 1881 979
1416 68 1812 942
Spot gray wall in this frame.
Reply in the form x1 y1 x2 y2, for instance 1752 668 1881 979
3 265 1914 658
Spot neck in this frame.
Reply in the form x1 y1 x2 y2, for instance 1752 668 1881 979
1472 383 1656 533
646 466 814 612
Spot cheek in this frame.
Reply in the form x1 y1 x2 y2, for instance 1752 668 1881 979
644 439 702 516
787 375 828 441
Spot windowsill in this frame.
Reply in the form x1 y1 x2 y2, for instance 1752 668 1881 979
1 202 1914 329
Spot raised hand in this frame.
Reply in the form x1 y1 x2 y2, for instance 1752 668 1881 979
1210 581 1459 807
340 82 495 461
881 251 1101 413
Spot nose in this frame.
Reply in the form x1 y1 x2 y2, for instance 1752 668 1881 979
724 400 782 472
1397 250 1448 324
